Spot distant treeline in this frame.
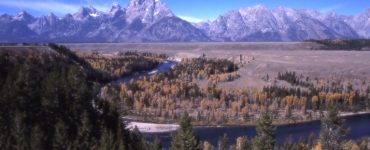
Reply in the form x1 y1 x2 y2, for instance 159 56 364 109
0 43 50 46
307 39 370 50
82 50 166 79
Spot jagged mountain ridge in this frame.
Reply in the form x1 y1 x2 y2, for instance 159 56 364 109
345 8 370 38
195 5 365 41
0 0 368 42
0 0 208 42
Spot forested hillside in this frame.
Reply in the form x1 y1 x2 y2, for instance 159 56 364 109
1 45 370 149
0 45 159 149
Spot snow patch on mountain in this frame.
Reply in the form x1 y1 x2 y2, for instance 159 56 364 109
0 0 367 42
196 5 363 41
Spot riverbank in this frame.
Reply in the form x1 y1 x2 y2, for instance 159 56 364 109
126 122 179 133
125 111 370 133
140 113 370 149
192 111 370 128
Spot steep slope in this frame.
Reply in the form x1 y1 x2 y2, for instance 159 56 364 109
125 0 174 24
117 0 208 42
0 1 367 42
272 7 338 41
140 17 209 42
346 9 370 38
304 11 358 39
0 0 208 42
196 5 362 41
0 12 37 42
197 5 281 41
0 45 153 149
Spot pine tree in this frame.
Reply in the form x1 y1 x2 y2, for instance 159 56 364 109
170 113 200 150
252 109 276 150
0 46 143 149
152 136 162 150
319 105 346 150
75 111 92 149
11 111 27 150
130 126 147 150
98 128 117 150
52 120 71 149
236 136 251 150
218 134 229 150
29 125 43 150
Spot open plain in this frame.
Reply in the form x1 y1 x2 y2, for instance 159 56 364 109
65 42 370 89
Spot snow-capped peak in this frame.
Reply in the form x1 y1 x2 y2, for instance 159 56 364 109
346 8 370 38
128 0 164 7
238 4 272 19
89 13 99 17
14 10 34 21
125 0 173 23
0 0 367 42
109 4 124 16
239 4 268 12
44 13 58 22
250 4 268 10
110 3 122 12
196 4 363 41
73 6 101 20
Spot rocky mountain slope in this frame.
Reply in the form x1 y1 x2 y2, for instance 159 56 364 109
195 5 364 41
0 0 368 42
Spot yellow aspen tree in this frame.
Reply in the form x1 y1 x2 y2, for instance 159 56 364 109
312 143 322 150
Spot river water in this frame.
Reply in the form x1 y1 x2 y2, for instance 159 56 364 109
115 59 179 84
115 59 370 148
143 114 370 148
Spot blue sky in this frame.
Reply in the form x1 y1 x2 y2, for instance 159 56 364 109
0 0 368 22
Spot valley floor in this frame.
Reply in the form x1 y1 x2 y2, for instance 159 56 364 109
67 42 370 90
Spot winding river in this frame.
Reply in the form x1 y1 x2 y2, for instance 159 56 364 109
116 59 370 148
143 114 370 148
115 59 179 84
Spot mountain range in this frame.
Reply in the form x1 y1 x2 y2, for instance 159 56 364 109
0 0 369 42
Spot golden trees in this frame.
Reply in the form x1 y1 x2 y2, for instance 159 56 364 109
312 96 319 110
236 136 250 150
312 143 322 150
96 54 370 125
203 141 212 150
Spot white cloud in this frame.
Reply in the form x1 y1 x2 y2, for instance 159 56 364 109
178 15 204 23
0 1 79 14
320 4 345 13
0 0 110 15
